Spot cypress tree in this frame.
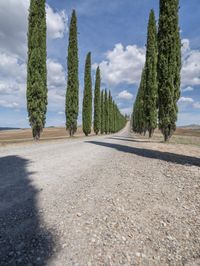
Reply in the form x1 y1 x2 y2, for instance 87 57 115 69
66 10 79 136
144 10 158 138
93 66 101 135
112 100 115 133
157 0 181 141
132 67 147 134
100 90 104 134
104 89 109 134
113 102 117 133
82 52 92 136
27 0 47 140
108 90 113 133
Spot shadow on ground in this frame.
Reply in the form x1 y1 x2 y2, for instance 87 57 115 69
0 156 55 265
108 137 154 143
86 141 200 167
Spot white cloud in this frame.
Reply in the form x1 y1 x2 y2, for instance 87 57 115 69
47 59 66 90
47 59 66 112
58 111 64 115
117 90 133 100
0 1 67 112
0 53 66 111
94 39 200 91
182 86 194 92
46 5 67 39
120 107 132 115
0 53 26 82
181 39 190 54
193 102 200 109
178 96 200 112
0 100 19 109
0 52 26 109
179 97 194 103
0 0 67 59
181 39 200 87
0 0 29 59
94 43 145 86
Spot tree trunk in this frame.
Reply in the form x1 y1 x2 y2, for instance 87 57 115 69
69 128 73 137
34 132 40 141
149 129 154 138
164 132 170 142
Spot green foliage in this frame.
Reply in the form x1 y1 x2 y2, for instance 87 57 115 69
93 66 101 135
144 10 158 138
108 90 113 133
157 0 181 141
113 102 126 133
66 10 79 136
82 52 92 136
104 90 109 134
132 10 158 138
100 89 126 134
132 67 147 134
100 90 104 134
132 3 180 142
27 0 47 140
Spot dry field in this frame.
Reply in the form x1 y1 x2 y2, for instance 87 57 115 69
1 125 200 147
148 127 200 147
0 126 94 145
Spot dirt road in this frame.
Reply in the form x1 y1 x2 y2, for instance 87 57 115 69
0 123 200 265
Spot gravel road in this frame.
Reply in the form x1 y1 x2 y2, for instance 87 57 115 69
0 123 200 265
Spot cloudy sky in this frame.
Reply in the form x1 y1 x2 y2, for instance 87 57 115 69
0 0 199 128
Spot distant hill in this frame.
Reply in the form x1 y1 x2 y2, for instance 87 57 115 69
179 124 200 130
0 127 21 131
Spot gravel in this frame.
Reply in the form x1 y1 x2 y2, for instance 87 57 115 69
0 123 200 265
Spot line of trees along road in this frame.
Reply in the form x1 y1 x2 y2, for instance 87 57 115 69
27 3 126 139
132 0 181 142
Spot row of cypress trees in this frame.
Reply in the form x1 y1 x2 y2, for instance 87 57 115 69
27 3 125 139
82 52 126 136
132 0 181 142
66 11 126 137
99 89 126 135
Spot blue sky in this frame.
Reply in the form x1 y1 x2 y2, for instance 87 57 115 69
0 0 199 128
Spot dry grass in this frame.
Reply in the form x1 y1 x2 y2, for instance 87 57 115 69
0 126 95 146
150 128 200 147
1 125 200 148
130 127 200 147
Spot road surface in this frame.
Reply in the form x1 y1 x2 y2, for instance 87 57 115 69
0 123 200 265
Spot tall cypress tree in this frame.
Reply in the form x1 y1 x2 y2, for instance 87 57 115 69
144 10 158 138
66 10 79 136
82 52 92 136
108 90 113 133
104 89 109 134
94 66 101 135
27 0 47 140
132 67 147 134
112 101 115 133
100 90 104 134
157 0 181 141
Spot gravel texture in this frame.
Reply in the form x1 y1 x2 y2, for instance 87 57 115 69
0 123 200 265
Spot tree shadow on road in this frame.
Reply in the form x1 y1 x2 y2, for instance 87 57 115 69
0 156 55 265
86 141 200 167
108 137 153 143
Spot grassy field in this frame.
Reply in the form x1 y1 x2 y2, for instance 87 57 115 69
151 127 200 147
0 126 91 145
1 125 200 147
